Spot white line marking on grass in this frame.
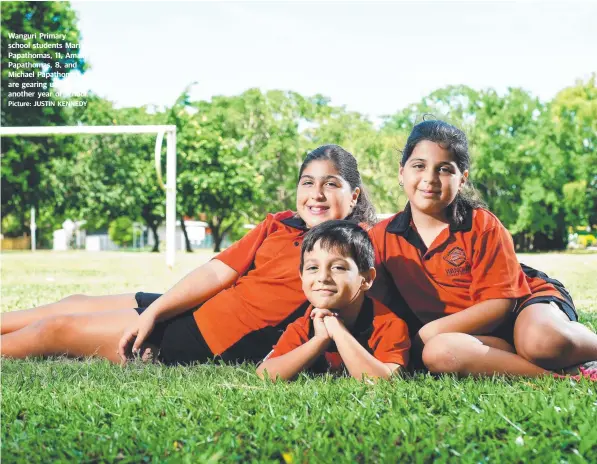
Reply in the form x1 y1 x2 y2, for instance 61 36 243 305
231 368 256 379
350 393 366 408
479 390 537 397
267 398 275 417
94 404 121 416
498 412 526 434
78 430 112 439
221 383 266 390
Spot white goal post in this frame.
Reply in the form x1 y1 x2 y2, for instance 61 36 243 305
0 125 177 268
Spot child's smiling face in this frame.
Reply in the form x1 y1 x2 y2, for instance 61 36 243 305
296 160 359 229
399 140 468 218
300 241 371 310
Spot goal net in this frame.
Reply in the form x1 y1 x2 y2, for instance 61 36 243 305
0 125 177 268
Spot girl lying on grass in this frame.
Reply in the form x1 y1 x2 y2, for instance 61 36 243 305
369 120 597 380
1 145 378 366
257 220 410 381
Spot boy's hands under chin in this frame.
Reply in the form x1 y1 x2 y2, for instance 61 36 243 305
322 314 347 341
310 308 336 341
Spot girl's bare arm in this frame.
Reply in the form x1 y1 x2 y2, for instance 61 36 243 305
324 317 402 381
118 259 238 359
256 337 331 381
417 298 515 344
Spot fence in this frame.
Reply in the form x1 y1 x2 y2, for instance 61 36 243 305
1 236 32 250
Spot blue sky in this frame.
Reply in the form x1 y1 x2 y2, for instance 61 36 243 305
57 1 597 119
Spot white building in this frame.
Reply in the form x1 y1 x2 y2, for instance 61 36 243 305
53 219 220 251
147 220 209 251
52 220 87 250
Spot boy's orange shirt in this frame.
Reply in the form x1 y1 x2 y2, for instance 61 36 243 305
265 296 411 372
369 204 532 324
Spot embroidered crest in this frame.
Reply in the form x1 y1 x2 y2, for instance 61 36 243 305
444 247 466 267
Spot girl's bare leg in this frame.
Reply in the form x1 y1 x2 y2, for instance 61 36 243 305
422 333 549 377
0 308 140 364
475 335 517 353
1 293 138 335
513 303 597 370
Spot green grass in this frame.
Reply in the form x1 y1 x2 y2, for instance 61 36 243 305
2 251 597 463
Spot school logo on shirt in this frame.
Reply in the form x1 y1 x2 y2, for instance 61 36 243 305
443 247 471 276
444 247 466 267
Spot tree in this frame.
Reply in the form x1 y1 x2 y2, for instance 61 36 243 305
550 75 597 229
231 88 315 217
175 95 266 252
381 85 573 250
45 95 167 251
467 88 550 244
173 88 319 252
301 104 397 215
108 217 133 247
1 1 87 241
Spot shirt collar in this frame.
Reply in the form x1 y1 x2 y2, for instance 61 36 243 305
280 215 309 231
386 202 473 236
351 295 374 334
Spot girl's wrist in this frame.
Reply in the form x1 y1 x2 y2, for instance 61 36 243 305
142 306 160 322
311 335 332 347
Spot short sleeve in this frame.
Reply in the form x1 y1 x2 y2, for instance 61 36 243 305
264 316 310 361
213 215 272 276
370 317 411 367
470 225 530 303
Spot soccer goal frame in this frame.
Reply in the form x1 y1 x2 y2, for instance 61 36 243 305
0 125 177 268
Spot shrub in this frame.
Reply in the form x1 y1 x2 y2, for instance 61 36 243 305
108 217 134 247
578 234 596 248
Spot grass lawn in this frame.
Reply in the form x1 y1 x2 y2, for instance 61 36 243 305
2 251 597 462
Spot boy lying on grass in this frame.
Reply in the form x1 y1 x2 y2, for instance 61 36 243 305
257 220 411 381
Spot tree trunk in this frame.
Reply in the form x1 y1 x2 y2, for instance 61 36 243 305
513 233 522 251
179 214 193 253
20 209 27 237
149 222 160 252
209 215 237 252
211 222 222 252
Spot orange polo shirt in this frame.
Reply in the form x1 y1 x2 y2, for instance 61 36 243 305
265 296 410 372
369 204 531 324
193 211 310 361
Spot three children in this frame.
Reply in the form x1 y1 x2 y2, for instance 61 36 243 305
261 120 596 382
3 122 595 382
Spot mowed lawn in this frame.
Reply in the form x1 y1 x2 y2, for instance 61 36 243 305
2 251 597 463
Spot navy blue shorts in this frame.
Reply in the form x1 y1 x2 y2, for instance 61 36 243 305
515 263 578 322
489 264 578 345
134 292 213 366
491 296 577 347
